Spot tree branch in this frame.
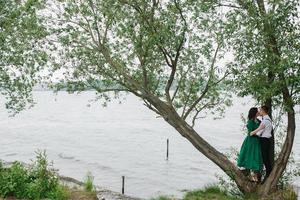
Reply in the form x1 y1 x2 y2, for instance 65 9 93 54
88 0 103 47
191 108 201 128
81 14 98 47
181 79 195 118
182 43 221 120
164 0 187 104
217 3 243 9
143 99 162 115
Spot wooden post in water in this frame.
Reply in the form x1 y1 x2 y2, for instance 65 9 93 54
122 176 125 194
166 138 169 160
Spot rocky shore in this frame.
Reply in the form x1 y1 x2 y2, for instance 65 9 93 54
59 175 142 200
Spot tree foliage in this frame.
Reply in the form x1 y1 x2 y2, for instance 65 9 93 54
223 0 300 107
45 0 232 126
0 0 47 113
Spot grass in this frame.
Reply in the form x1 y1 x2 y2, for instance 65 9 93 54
183 186 238 200
151 185 298 200
83 172 95 192
151 196 173 200
151 186 238 200
259 186 297 200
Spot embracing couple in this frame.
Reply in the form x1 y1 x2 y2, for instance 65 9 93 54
237 106 274 183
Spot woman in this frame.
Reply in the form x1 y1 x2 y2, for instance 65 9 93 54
237 107 263 182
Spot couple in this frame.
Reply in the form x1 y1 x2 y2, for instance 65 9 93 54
237 106 274 183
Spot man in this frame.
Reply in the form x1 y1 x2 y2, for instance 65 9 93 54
250 105 273 181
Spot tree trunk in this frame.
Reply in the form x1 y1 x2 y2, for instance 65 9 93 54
254 0 296 195
258 54 296 195
258 94 296 195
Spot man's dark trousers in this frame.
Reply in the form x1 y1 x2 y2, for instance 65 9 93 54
260 137 273 178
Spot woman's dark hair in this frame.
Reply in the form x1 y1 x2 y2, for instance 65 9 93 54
248 107 258 120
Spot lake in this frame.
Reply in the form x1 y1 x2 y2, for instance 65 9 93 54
0 91 299 198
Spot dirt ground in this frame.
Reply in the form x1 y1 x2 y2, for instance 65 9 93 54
69 190 98 200
0 189 98 200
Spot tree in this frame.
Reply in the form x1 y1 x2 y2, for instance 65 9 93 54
221 0 299 195
40 0 298 197
0 0 47 114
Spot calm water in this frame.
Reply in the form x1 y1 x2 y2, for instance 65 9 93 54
0 91 299 198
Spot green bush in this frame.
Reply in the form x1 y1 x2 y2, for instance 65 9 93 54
0 151 70 199
0 162 29 198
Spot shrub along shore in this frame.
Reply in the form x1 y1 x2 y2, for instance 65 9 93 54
0 152 139 200
0 152 96 200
